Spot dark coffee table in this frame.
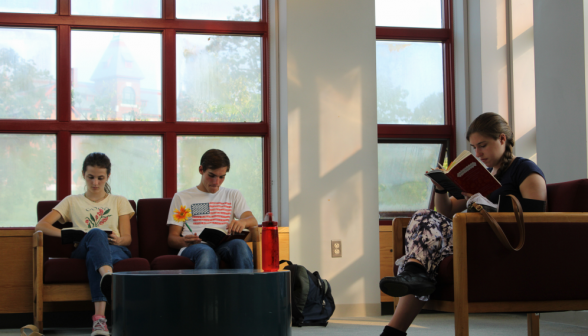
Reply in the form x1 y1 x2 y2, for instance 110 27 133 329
111 269 291 336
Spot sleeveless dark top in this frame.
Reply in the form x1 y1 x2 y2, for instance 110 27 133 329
486 157 545 204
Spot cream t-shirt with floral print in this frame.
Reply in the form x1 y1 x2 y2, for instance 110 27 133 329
53 194 135 237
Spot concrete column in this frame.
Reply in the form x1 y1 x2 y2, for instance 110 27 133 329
534 0 588 183
284 0 380 317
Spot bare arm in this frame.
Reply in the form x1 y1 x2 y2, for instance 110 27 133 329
429 177 468 218
168 224 202 250
519 173 547 201
109 214 132 247
227 211 257 234
434 191 467 218
35 210 63 237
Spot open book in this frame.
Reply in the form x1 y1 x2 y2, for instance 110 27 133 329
425 150 501 199
61 228 112 245
198 227 249 249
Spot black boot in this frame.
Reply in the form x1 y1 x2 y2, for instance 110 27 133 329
379 262 436 297
380 326 407 336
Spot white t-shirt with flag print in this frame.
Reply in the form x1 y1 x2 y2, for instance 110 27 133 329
167 186 250 254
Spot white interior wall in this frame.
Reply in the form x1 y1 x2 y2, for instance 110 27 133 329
465 0 537 163
468 0 509 125
534 0 588 183
283 0 380 317
453 0 470 153
511 0 538 163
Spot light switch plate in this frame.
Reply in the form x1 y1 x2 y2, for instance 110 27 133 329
331 240 342 258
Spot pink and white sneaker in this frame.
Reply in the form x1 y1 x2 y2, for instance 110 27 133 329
91 315 110 336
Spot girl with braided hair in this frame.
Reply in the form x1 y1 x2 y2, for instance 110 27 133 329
378 112 547 336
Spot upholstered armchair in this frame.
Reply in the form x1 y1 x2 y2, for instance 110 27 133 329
389 179 588 336
33 200 150 331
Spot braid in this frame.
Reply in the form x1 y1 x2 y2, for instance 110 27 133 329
494 140 514 181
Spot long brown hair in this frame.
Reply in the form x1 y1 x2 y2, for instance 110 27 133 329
466 112 514 181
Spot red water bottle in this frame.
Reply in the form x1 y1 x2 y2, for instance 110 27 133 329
262 212 279 272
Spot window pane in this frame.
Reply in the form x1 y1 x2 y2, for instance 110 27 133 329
176 0 260 21
71 135 163 202
177 136 263 222
375 0 442 28
0 134 56 227
377 41 444 125
177 34 261 122
0 0 55 14
0 28 56 120
378 143 442 212
71 31 162 121
72 0 161 18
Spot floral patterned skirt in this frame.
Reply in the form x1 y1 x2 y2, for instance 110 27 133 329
396 209 453 301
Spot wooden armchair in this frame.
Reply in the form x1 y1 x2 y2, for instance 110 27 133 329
389 179 588 336
33 200 150 332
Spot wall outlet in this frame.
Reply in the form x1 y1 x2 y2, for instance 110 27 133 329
331 240 342 258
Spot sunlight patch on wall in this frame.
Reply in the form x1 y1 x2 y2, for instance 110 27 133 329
289 214 302 260
320 171 364 280
337 275 366 304
287 52 301 87
288 108 301 199
496 0 507 49
318 68 362 177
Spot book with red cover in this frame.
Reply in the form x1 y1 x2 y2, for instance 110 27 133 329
425 150 501 199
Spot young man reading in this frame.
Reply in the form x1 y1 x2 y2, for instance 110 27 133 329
167 149 258 269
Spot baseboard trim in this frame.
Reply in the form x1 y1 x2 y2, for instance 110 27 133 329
331 303 381 318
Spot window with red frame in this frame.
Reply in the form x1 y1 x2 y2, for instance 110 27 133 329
0 0 270 227
375 0 455 218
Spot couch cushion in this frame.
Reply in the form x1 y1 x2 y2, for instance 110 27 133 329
137 198 180 262
44 257 150 283
113 258 151 272
151 255 195 270
44 258 88 283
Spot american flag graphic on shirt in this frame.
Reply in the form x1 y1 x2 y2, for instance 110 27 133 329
191 202 232 225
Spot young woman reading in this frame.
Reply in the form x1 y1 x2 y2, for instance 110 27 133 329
35 152 134 336
379 112 547 336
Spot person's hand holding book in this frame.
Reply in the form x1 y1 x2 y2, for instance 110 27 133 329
108 233 121 245
227 219 245 235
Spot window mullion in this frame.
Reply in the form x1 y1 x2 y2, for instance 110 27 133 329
164 132 177 198
163 0 176 20
163 28 177 124
56 131 71 199
57 25 71 123
58 0 70 16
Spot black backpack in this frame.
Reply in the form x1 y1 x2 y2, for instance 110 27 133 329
279 260 336 327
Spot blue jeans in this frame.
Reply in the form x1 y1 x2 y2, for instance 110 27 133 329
70 229 131 302
181 239 253 270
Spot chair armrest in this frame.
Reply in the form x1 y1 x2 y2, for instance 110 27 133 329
251 226 261 271
33 231 43 248
32 231 44 301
